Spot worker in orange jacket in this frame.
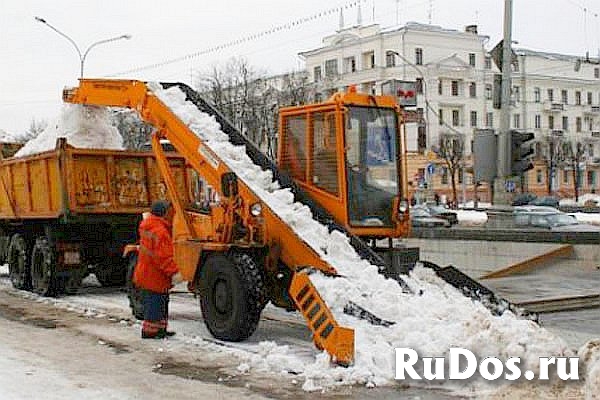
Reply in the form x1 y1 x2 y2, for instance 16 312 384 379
133 200 183 339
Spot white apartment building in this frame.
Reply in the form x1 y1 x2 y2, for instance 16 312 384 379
299 22 495 155
298 21 600 197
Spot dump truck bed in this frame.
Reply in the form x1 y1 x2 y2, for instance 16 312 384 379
0 139 194 220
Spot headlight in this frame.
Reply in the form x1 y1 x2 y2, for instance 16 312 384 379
250 202 262 217
398 199 409 213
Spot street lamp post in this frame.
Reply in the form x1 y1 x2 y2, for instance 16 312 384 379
35 17 131 78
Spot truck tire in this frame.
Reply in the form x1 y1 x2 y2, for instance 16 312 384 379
0 228 10 265
30 237 56 297
198 252 266 342
126 253 144 320
7 233 31 290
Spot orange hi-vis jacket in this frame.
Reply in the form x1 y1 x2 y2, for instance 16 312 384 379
133 214 179 294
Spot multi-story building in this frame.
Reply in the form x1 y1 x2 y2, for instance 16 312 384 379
298 21 600 203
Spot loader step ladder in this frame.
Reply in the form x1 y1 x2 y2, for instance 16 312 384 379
289 271 354 366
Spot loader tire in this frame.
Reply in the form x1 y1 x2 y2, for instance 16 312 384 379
126 253 144 320
198 252 266 342
30 237 56 297
7 233 31 291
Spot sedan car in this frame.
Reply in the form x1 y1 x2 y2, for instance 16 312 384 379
416 204 459 225
410 207 451 228
514 211 600 232
529 195 560 208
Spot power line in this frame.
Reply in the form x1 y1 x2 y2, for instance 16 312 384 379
109 1 365 77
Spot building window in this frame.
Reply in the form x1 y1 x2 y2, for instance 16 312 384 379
458 167 463 184
534 87 541 103
595 67 600 79
561 89 568 104
415 78 424 94
512 59 520 72
343 56 356 73
438 109 444 125
536 169 543 184
576 117 582 132
549 115 554 129
547 89 554 102
469 53 476 67
484 56 492 69
486 112 493 128
438 79 443 95
588 171 596 187
562 116 569 130
588 91 593 105
362 51 375 69
535 114 541 129
469 82 476 98
513 114 521 129
441 168 448 184
563 170 569 184
470 111 477 127
415 48 423 65
513 86 520 102
575 91 582 105
451 80 459 96
313 66 322 82
485 84 492 100
385 52 395 68
325 59 338 77
417 126 427 153
589 143 595 158
452 110 460 127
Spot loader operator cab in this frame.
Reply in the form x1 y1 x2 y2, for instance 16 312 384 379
278 88 409 240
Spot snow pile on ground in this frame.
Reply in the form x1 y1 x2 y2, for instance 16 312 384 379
580 340 600 399
150 84 581 394
455 209 487 225
14 105 123 158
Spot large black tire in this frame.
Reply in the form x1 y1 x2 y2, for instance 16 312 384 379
95 257 127 287
7 234 31 290
126 253 144 320
198 252 266 342
30 237 57 297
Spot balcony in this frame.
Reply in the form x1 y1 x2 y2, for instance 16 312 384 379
592 131 600 138
543 102 564 112
551 129 564 136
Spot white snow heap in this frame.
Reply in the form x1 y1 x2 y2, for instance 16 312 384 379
149 83 582 392
14 104 124 158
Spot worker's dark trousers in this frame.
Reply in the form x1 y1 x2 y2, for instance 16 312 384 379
141 290 170 337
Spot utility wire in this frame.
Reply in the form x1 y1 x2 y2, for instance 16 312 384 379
109 1 365 77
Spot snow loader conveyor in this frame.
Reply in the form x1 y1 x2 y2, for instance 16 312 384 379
63 79 530 367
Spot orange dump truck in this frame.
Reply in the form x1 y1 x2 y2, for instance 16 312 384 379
0 138 200 296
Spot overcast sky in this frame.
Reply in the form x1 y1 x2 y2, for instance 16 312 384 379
1 0 599 134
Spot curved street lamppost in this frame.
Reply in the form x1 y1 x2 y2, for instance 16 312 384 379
35 17 131 78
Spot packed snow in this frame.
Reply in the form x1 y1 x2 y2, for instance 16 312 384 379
150 83 597 394
14 104 123 157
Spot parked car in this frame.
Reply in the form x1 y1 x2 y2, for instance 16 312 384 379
416 204 459 225
514 211 600 232
513 205 561 214
410 207 451 228
529 195 560 208
511 192 537 206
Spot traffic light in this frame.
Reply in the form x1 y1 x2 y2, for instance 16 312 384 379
510 130 534 176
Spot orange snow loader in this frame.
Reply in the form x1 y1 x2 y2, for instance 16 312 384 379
63 79 524 366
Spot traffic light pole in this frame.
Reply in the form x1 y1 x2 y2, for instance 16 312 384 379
493 0 514 205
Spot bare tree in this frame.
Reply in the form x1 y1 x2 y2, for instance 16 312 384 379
22 118 48 142
435 134 465 208
561 139 586 202
542 136 565 195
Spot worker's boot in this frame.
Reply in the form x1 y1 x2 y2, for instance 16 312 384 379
157 328 176 337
